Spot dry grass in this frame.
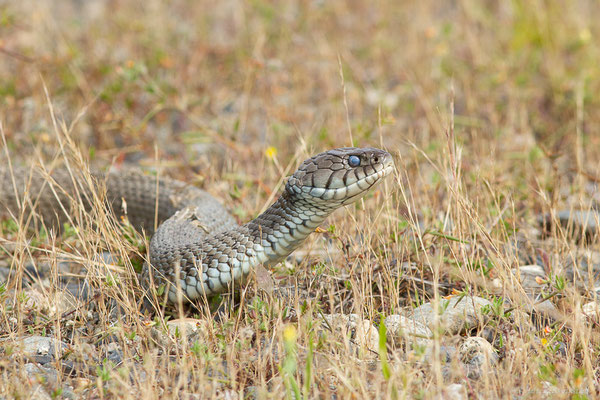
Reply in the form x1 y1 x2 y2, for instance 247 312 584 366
1 0 600 398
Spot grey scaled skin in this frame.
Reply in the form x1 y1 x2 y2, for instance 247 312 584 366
148 147 394 303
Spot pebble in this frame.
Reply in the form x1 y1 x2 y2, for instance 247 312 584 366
29 385 52 400
384 314 433 347
24 262 50 283
562 249 600 288
439 345 458 363
504 237 546 267
442 383 468 400
94 252 120 266
520 298 562 325
320 313 380 360
59 281 92 301
101 341 124 366
511 265 546 294
152 318 211 347
24 362 59 385
410 296 492 334
459 337 498 365
540 210 600 242
167 318 210 339
0 262 50 285
557 210 600 236
244 386 259 400
73 377 92 393
22 286 86 316
0 266 11 281
7 336 68 365
458 336 498 380
582 301 600 321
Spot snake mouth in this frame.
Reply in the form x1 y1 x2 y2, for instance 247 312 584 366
345 160 394 202
288 147 394 207
382 161 395 179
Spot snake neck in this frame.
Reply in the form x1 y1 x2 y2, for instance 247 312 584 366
243 190 336 267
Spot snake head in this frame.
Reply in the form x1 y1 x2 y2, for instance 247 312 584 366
286 147 394 207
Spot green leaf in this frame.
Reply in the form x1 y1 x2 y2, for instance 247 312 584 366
378 320 390 380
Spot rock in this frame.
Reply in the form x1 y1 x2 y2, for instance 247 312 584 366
511 265 546 294
100 341 124 366
582 301 600 321
439 345 459 363
521 298 562 326
442 383 467 400
507 309 536 333
23 363 77 398
22 286 85 316
459 337 497 365
420 343 459 366
384 314 433 347
540 210 600 242
222 390 237 400
166 318 210 340
558 210 600 234
410 296 492 334
562 249 600 288
0 266 11 282
0 261 52 287
59 281 92 301
244 386 259 400
458 336 498 380
73 377 92 394
152 318 211 346
320 314 379 360
95 252 120 265
504 237 545 266
24 362 59 385
29 385 52 400
24 262 50 283
6 336 68 365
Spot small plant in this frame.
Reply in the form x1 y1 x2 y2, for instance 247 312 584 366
61 222 78 238
481 295 506 318
438 299 451 315
1 218 19 234
378 320 391 380
281 324 301 399
537 361 558 386
96 362 112 382
303 334 314 400
553 275 566 292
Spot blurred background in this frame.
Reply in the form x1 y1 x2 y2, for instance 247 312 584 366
1 0 599 218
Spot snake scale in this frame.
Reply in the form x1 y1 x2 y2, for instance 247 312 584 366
0 147 394 304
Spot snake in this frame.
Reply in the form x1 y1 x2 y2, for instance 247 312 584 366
0 147 394 304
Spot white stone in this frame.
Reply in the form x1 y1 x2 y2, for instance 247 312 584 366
321 313 379 361
384 314 433 347
410 296 492 334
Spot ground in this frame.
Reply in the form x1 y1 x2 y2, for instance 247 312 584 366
1 0 600 398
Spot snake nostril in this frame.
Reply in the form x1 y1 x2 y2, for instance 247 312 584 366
373 156 379 163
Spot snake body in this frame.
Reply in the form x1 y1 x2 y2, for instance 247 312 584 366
0 147 394 303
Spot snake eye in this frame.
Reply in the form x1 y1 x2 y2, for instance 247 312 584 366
348 155 361 167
